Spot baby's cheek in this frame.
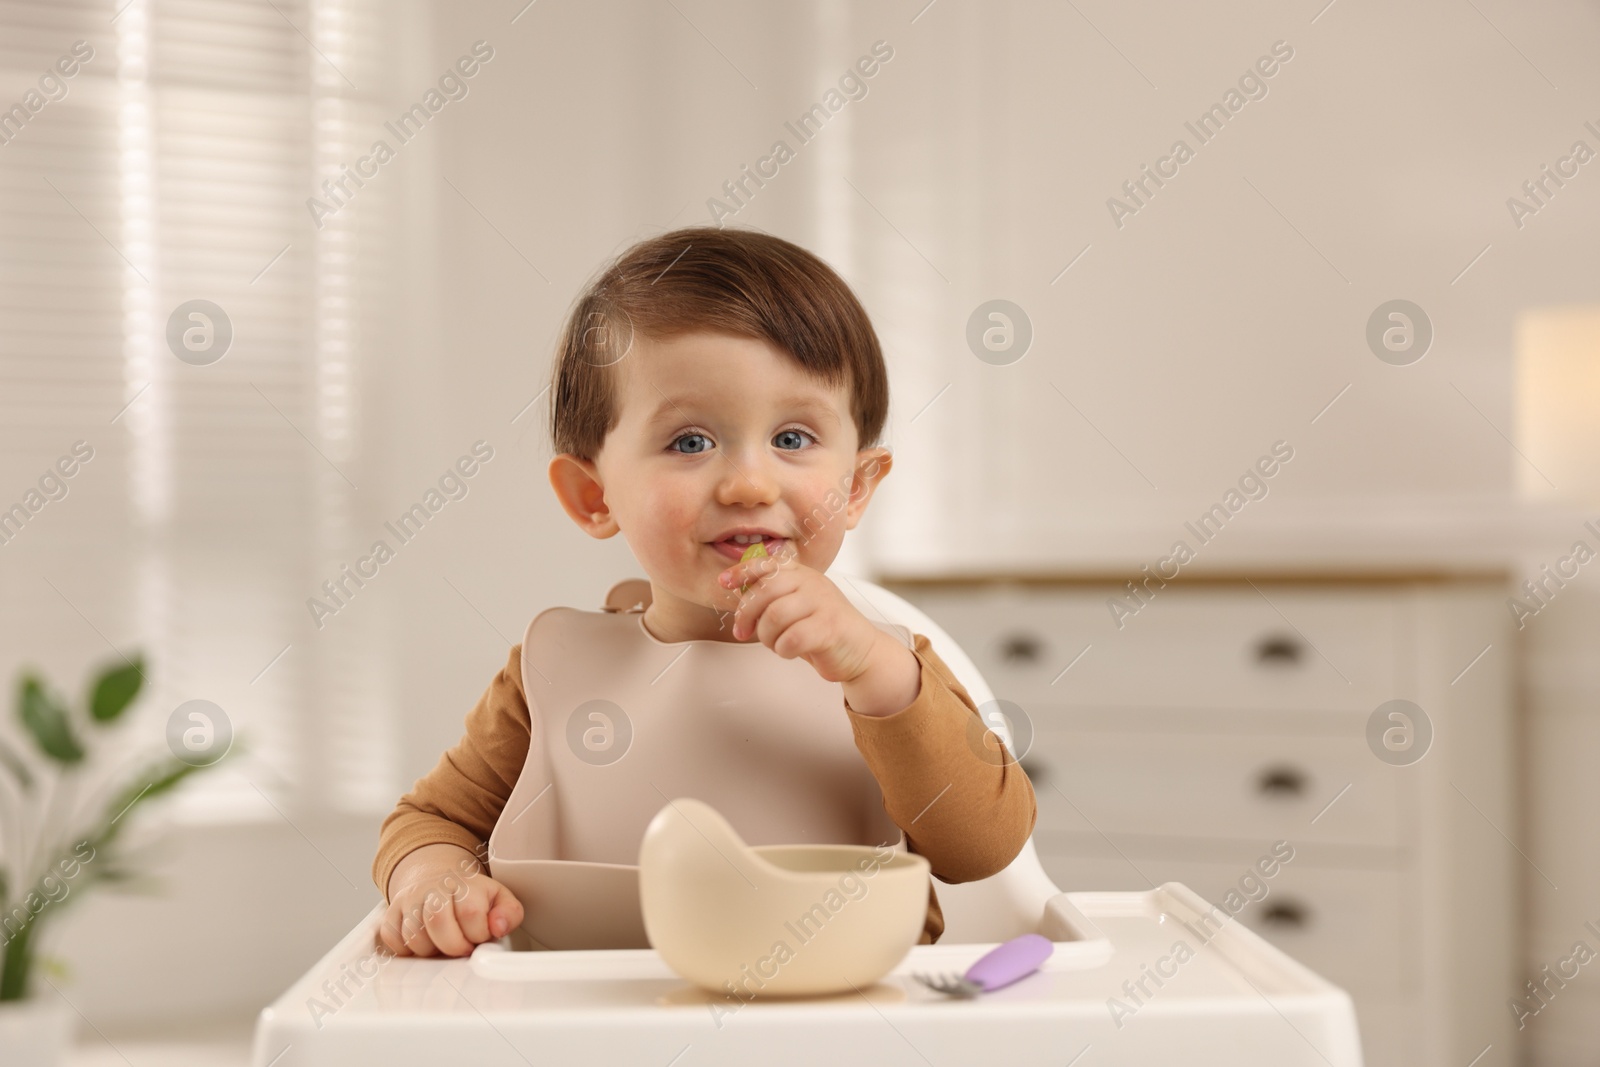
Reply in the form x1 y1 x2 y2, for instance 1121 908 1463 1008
638 493 697 553
798 490 848 550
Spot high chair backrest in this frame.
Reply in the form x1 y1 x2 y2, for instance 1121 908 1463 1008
832 573 1064 944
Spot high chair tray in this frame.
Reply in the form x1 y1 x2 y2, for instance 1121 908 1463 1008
252 882 1363 1067
470 889 1113 980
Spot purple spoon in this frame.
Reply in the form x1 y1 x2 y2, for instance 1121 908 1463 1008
912 933 1054 997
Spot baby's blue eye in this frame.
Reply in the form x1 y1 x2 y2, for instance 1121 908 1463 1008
670 433 711 454
775 429 813 450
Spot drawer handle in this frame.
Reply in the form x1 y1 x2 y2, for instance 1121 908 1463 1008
1254 634 1304 666
998 633 1044 665
1256 766 1307 797
1260 899 1311 930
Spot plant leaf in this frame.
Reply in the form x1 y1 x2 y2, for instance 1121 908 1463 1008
128 758 205 809
92 757 210 851
18 676 84 764
0 737 33 791
89 657 144 723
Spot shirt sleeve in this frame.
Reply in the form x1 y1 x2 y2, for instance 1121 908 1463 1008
845 631 1038 942
371 643 531 901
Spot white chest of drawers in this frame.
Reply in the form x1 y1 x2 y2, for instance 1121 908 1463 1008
886 577 1516 1067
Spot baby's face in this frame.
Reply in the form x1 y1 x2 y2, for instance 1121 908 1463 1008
556 330 890 634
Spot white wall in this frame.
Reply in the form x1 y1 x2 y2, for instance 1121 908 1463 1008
403 0 1600 572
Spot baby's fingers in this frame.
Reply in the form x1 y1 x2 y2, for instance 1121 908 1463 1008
377 905 415 956
485 881 525 939
398 904 438 957
398 895 444 953
420 890 473 957
453 889 493 945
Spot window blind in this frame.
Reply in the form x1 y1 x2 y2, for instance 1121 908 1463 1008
0 0 400 826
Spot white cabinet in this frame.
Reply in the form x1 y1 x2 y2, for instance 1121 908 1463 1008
888 578 1517 1067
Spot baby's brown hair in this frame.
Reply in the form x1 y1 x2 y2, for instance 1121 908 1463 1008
548 227 889 462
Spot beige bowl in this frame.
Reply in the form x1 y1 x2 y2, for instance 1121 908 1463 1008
638 797 931 997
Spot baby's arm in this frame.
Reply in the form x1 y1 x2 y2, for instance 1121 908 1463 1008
846 632 1037 883
373 644 532 957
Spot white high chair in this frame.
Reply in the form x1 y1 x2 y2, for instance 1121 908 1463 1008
831 573 1066 943
252 576 1367 1067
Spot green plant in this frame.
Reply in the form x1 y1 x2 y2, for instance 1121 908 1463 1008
0 654 223 1001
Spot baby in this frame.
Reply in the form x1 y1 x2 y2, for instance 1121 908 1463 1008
372 227 1036 958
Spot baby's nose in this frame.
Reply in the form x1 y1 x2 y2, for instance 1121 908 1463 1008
713 451 781 505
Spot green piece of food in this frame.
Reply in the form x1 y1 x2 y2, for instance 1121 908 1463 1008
738 540 767 593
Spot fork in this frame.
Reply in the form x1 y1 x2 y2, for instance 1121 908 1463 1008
911 933 1054 998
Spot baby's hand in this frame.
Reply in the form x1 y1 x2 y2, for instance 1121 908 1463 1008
378 843 524 958
717 545 883 685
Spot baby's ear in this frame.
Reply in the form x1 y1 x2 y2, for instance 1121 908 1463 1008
843 448 893 523
548 453 618 538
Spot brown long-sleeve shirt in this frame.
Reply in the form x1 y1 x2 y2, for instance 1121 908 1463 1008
373 627 1036 944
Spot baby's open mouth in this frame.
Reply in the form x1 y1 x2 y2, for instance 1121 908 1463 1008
708 535 788 561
